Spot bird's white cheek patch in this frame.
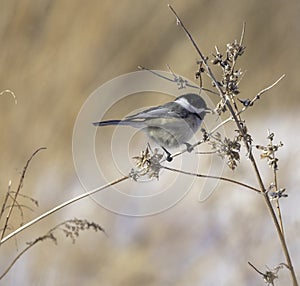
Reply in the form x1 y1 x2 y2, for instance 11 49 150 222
176 97 203 114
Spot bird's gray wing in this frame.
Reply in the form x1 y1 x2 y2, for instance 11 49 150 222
125 102 182 121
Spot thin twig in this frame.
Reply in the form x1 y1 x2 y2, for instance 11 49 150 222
230 22 246 74
138 65 199 90
275 197 284 234
162 165 260 193
0 147 46 241
0 181 12 222
239 75 286 114
4 204 34 214
5 193 25 223
239 22 246 46
195 150 217 155
267 130 284 234
168 5 224 98
0 176 129 245
0 240 34 280
0 218 106 280
8 192 39 207
248 261 265 276
138 65 219 95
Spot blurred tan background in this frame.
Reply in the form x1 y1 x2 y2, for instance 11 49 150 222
0 0 300 285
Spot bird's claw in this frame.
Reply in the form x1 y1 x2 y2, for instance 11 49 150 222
184 143 194 153
162 146 173 162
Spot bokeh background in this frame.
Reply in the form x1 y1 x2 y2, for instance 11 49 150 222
0 0 300 285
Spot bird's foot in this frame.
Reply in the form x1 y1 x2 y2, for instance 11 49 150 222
161 146 173 162
184 143 194 153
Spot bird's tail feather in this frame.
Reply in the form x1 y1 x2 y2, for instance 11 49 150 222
93 120 122 126
93 119 145 128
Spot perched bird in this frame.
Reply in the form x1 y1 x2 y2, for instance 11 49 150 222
93 93 211 161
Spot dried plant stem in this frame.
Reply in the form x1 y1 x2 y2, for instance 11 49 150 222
138 65 218 95
275 199 284 234
163 165 260 193
248 152 297 285
248 261 266 276
168 5 298 285
168 5 224 98
238 74 286 115
0 147 47 241
0 176 129 245
0 181 12 223
0 240 34 280
268 130 284 234
1 218 105 280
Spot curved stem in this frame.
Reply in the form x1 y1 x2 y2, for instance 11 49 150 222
0 176 129 245
162 165 260 193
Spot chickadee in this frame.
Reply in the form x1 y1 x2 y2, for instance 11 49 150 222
93 93 211 161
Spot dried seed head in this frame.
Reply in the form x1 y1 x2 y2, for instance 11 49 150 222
209 132 241 170
130 147 164 181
